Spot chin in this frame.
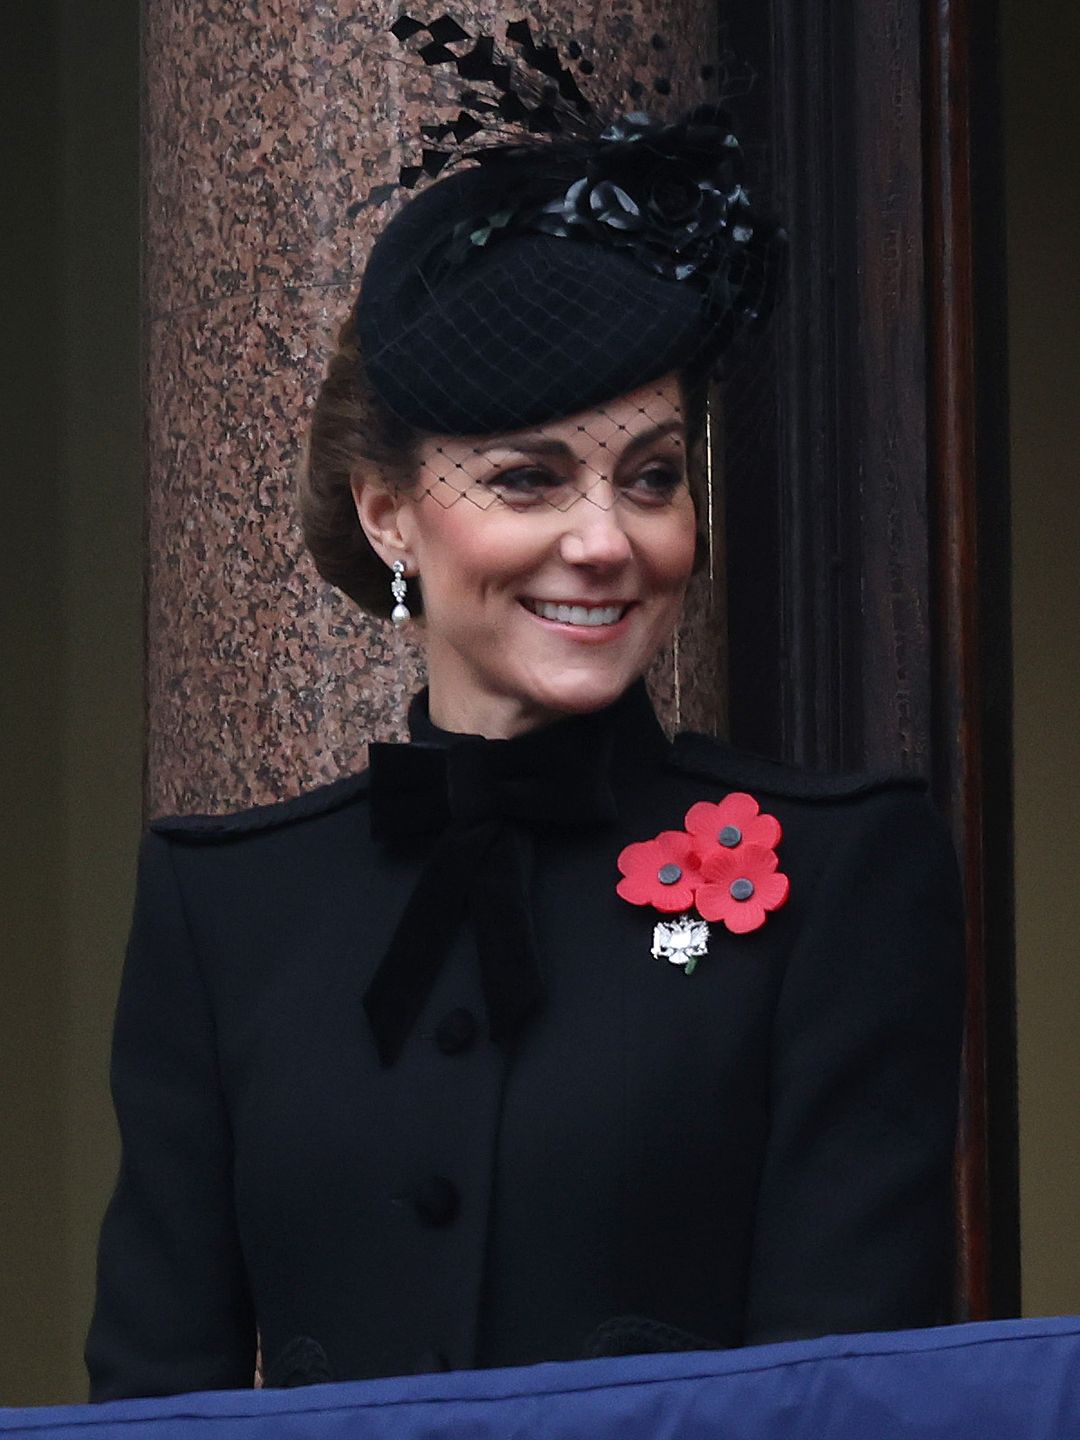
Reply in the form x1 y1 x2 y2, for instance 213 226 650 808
520 666 640 719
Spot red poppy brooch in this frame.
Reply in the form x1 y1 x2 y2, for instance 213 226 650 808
616 792 790 973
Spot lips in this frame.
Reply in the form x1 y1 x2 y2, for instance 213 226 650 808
521 598 632 628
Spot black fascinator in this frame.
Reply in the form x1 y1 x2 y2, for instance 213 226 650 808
353 15 784 436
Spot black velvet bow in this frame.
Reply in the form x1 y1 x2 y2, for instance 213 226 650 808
363 715 619 1067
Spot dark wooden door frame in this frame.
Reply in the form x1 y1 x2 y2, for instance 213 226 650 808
925 0 1019 1322
718 0 1018 1317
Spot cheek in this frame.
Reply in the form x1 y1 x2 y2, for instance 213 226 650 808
407 503 546 601
406 502 477 585
637 504 699 587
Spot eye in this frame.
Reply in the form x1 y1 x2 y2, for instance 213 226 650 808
623 463 685 504
485 466 562 506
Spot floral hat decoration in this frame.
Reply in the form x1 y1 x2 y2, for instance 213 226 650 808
617 792 790 973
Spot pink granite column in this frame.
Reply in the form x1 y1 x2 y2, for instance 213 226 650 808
144 0 723 816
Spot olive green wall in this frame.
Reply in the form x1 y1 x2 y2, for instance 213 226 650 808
0 0 1076 1411
1 1 142 1406
2 8 69 1407
1005 0 1080 1318
53 0 143 1394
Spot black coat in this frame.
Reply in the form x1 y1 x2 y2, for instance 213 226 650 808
86 685 965 1400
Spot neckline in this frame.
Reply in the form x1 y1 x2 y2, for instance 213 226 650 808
407 679 671 767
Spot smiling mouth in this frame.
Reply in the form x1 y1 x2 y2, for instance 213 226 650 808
520 599 632 628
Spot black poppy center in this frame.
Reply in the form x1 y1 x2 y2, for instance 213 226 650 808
730 877 755 901
718 824 742 848
658 862 683 885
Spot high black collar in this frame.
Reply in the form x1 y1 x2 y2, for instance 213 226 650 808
405 678 671 766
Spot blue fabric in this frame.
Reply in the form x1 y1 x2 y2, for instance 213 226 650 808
5 1318 1079 1438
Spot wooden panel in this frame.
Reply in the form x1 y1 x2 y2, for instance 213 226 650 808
924 0 1019 1319
718 0 1018 1316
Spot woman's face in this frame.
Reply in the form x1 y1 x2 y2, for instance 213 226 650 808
383 373 698 737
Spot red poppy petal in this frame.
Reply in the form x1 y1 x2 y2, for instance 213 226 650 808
684 800 723 838
616 839 663 877
699 848 741 885
695 884 735 923
655 883 697 914
616 874 660 906
756 872 791 911
657 829 697 863
724 900 767 934
745 813 782 848
723 792 762 826
685 794 780 867
738 844 780 878
685 794 758 842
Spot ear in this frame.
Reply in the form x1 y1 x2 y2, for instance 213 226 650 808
350 467 416 573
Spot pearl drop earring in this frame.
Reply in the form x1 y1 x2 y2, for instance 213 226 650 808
390 560 411 627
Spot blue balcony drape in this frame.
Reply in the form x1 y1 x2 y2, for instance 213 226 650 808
4 1317 1078 1438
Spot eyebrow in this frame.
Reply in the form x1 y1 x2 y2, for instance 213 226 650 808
473 418 684 464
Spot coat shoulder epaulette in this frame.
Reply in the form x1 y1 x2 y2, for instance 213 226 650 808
668 731 928 803
149 770 370 842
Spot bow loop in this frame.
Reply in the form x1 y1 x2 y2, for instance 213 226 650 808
368 742 450 841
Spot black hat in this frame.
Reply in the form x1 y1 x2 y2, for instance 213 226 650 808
353 25 783 436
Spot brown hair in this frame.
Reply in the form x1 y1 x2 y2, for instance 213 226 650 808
299 311 427 618
299 314 711 620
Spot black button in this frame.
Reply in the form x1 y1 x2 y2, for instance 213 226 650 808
412 1175 460 1226
435 1007 479 1055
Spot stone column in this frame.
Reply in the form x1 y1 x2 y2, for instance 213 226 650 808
144 0 722 815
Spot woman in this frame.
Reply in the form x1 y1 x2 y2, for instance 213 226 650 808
86 33 964 1400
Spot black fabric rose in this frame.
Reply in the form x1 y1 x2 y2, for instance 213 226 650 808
530 105 756 289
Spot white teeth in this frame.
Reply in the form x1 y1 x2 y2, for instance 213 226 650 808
529 600 627 627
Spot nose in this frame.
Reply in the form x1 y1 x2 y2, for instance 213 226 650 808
558 484 633 569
